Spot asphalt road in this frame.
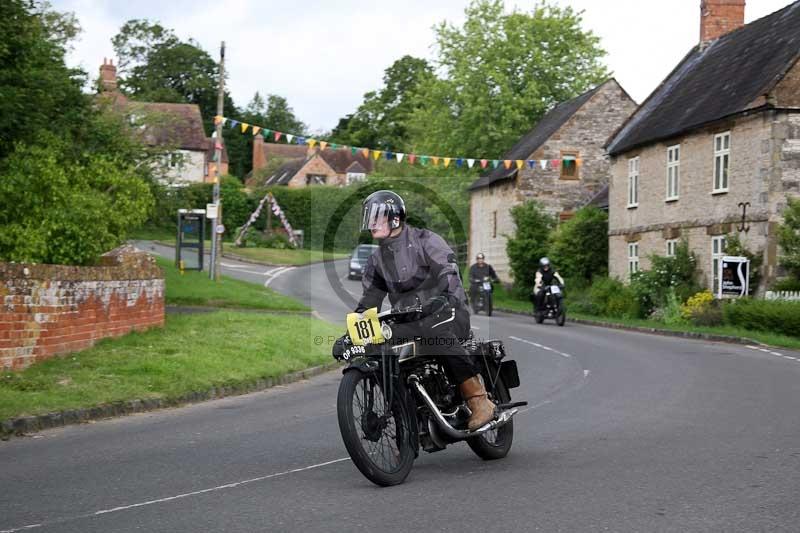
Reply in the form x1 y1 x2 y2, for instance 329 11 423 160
2 244 800 532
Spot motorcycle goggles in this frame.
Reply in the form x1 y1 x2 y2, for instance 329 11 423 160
361 202 401 231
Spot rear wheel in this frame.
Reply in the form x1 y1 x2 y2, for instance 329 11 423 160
467 375 513 460
337 370 415 486
556 309 566 326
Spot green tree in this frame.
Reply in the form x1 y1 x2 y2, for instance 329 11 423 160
778 197 800 279
506 201 556 296
407 0 610 158
0 0 88 162
548 206 608 282
0 137 153 265
331 56 433 152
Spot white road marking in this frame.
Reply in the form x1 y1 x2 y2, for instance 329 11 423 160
745 345 800 364
510 336 573 358
584 369 590 377
264 267 295 287
0 458 350 533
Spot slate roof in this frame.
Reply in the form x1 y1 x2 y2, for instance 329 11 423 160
607 1 800 155
319 149 373 174
469 81 608 191
264 158 307 186
127 102 209 152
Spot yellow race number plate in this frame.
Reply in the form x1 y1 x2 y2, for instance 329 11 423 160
346 307 385 346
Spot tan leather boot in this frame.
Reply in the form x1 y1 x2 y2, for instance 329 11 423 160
459 375 496 431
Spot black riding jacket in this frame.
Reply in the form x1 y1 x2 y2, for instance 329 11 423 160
356 225 468 313
468 263 499 284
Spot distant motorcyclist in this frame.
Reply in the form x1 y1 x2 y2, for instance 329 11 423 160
346 190 495 431
532 257 564 311
468 253 499 304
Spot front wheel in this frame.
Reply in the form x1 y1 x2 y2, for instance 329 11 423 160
485 292 493 317
337 370 415 486
467 375 513 460
534 312 545 324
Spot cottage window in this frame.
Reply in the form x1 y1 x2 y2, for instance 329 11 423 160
666 145 680 201
711 235 727 295
306 174 326 185
560 151 579 180
628 242 639 276
627 157 639 208
713 132 730 193
666 239 678 257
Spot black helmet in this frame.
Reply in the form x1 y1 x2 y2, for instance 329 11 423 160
361 190 406 231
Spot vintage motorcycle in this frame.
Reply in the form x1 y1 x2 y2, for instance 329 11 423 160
534 283 566 326
332 305 525 486
470 276 494 316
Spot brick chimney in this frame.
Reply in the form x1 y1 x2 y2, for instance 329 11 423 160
253 133 266 172
700 0 745 44
99 58 118 92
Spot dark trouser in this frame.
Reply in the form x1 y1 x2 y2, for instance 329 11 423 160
389 306 477 384
533 288 546 311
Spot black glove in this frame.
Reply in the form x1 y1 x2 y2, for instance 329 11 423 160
331 334 350 361
421 295 449 317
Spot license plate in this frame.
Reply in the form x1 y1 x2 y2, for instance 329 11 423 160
550 285 561 295
482 282 492 291
346 307 385 346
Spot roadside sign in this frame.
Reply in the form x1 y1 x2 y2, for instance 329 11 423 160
718 255 749 298
206 203 219 219
215 224 226 235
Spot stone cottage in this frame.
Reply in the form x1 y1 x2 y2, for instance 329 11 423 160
468 79 637 281
605 0 800 294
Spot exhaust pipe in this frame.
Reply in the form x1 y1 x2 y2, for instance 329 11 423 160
408 375 517 440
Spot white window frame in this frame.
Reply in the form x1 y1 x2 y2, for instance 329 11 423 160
628 242 640 276
713 132 730 193
711 235 727 295
666 239 678 257
627 157 639 208
666 144 680 201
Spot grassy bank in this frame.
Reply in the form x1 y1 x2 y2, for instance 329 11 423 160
157 257 308 311
0 311 341 420
222 245 349 266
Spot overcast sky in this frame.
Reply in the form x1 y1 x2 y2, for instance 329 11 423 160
54 0 793 134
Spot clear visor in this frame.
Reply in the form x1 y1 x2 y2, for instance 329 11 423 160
361 203 390 231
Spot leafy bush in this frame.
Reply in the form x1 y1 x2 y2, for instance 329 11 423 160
778 196 800 279
506 201 556 297
630 240 701 316
587 277 640 318
681 290 714 321
659 289 687 325
771 278 800 292
239 228 293 249
548 206 608 282
0 139 152 265
723 298 800 338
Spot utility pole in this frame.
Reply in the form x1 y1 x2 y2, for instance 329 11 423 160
210 41 225 281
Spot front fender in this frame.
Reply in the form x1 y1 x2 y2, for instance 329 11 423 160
341 356 380 375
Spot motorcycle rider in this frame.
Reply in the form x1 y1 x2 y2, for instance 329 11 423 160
468 253 500 305
346 190 496 431
532 257 564 311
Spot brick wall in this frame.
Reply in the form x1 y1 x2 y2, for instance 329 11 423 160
287 155 345 187
0 246 165 371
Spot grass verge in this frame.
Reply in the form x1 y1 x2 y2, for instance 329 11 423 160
492 290 800 351
0 311 341 420
157 257 308 311
222 244 349 266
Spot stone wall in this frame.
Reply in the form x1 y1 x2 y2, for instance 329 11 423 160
287 155 345 188
0 246 165 371
469 181 517 281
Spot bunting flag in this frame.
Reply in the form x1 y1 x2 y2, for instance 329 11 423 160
218 115 587 175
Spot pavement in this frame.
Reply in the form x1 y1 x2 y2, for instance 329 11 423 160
2 243 800 532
